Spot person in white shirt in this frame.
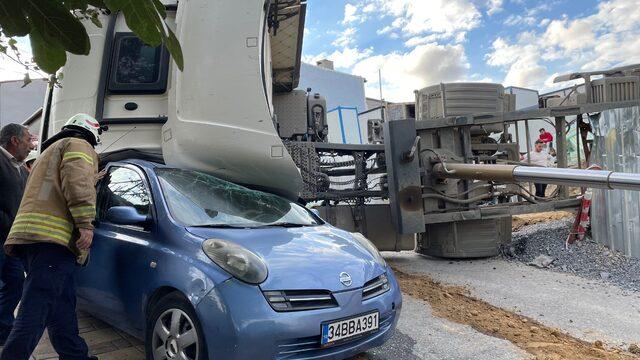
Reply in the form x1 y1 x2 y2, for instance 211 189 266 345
520 139 551 197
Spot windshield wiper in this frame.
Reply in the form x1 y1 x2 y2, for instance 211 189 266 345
192 224 251 229
258 222 312 228
193 222 316 229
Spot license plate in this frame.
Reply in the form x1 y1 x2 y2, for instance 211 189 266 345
321 311 379 347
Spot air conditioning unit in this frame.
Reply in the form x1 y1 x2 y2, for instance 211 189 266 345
386 102 416 121
415 83 507 134
591 76 640 103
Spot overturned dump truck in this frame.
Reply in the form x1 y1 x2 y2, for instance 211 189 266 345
291 82 640 257
38 0 640 258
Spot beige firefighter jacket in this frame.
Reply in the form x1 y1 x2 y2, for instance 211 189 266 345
5 137 98 264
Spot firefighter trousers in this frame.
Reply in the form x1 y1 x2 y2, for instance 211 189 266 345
0 243 90 360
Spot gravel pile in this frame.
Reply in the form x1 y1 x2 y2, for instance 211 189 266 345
501 218 640 292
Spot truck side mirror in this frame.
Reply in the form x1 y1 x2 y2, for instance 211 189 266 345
106 206 150 227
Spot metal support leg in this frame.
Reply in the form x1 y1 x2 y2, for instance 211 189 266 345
555 116 568 198
576 114 582 169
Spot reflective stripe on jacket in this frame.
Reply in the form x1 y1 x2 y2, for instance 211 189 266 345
5 137 98 264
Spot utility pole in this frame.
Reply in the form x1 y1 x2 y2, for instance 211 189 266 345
378 69 385 121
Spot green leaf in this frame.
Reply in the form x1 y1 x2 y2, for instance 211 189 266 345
89 12 103 28
151 0 166 19
104 0 163 46
8 38 17 51
165 26 183 71
29 25 67 74
25 0 91 55
0 0 30 36
21 72 32 88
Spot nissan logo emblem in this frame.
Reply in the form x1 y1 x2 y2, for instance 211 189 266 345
339 272 352 287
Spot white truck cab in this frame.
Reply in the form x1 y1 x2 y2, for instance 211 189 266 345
42 0 307 199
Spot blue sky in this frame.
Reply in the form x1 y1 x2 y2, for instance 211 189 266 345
302 0 640 101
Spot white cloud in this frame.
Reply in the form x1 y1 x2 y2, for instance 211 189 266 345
342 4 359 24
504 14 537 27
303 47 374 70
404 34 448 47
486 0 640 91
504 55 548 89
539 18 550 27
543 18 595 52
351 43 470 102
487 0 504 16
362 3 376 13
366 0 481 41
376 26 393 36
332 27 357 47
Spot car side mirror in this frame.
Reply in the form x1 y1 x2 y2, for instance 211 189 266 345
106 206 149 227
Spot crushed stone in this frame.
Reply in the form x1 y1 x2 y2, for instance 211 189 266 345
501 218 640 292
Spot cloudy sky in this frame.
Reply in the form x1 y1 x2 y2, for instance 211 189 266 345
1 0 639 103
302 0 640 101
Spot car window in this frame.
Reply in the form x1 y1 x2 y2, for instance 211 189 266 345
155 168 321 228
98 166 151 220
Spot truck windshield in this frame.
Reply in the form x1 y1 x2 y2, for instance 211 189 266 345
156 168 320 228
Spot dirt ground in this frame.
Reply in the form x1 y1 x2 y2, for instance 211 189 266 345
512 211 575 232
392 268 636 360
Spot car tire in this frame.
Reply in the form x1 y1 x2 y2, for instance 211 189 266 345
145 292 208 360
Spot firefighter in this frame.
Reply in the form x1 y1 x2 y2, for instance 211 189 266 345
0 114 103 360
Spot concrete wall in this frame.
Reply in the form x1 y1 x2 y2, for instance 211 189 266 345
0 79 47 129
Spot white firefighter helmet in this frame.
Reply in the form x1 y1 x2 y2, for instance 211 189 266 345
63 113 102 144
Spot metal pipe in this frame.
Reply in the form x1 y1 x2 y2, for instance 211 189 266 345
432 162 640 191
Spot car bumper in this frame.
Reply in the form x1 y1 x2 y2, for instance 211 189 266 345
195 269 402 359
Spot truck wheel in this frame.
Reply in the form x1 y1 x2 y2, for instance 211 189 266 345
146 293 207 360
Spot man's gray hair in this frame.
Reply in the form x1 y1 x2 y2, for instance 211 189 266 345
0 124 27 147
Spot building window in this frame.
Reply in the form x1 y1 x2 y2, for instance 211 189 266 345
108 33 170 94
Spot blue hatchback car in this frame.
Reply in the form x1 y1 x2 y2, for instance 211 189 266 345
76 159 402 360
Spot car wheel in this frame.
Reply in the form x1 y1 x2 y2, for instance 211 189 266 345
146 293 207 360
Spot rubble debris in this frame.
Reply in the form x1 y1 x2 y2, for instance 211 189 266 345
502 219 640 292
528 254 555 268
629 344 640 355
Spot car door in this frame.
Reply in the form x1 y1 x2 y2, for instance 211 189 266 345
77 164 157 334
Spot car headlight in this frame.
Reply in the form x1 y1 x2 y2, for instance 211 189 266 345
351 232 386 267
202 239 268 284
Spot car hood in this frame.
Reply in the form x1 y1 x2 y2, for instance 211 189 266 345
186 225 384 292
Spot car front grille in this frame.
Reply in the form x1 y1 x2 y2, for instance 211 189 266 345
263 290 338 312
362 273 390 301
275 312 395 359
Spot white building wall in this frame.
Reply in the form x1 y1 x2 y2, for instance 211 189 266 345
0 79 47 128
298 63 367 143
505 86 550 153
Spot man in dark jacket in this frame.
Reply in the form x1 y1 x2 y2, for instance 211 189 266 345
0 124 31 344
